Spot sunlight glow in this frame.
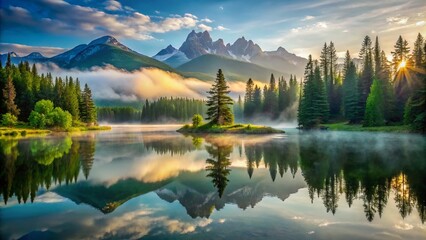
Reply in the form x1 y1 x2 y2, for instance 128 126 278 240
398 60 407 70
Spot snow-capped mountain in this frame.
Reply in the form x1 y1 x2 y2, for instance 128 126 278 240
153 30 307 75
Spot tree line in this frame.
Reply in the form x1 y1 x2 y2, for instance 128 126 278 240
243 74 299 121
97 107 141 123
298 33 426 132
141 97 206 123
0 56 97 129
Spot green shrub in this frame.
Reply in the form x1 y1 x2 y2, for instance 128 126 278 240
10 131 18 137
21 130 27 136
29 100 72 129
192 114 203 128
1 113 18 127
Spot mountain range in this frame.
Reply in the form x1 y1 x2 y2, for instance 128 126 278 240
1 31 308 82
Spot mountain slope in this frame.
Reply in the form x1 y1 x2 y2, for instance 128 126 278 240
178 54 288 82
66 44 176 72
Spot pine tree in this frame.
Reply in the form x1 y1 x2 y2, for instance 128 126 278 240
328 41 338 115
80 84 96 125
253 85 262 113
342 51 360 123
244 78 255 118
358 35 374 121
298 56 329 128
392 35 412 121
206 69 234 125
412 33 424 68
392 35 410 73
364 78 385 126
2 76 20 117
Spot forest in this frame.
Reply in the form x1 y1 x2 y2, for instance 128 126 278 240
0 56 97 130
297 33 425 132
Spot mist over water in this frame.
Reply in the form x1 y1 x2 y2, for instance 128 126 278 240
36 64 250 101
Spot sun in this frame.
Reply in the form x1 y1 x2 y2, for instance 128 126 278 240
398 60 407 71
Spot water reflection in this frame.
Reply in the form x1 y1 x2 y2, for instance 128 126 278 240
0 129 425 228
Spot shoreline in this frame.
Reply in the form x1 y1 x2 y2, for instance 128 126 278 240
0 125 111 138
177 123 285 134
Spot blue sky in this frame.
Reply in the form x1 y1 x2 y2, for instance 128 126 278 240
0 0 425 58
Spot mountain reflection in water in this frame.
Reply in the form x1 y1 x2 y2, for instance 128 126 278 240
0 126 425 239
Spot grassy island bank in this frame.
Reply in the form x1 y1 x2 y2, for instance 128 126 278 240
177 123 284 134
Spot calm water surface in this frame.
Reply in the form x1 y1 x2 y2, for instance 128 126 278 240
1 125 425 239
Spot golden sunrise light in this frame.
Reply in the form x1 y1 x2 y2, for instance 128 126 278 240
398 60 407 70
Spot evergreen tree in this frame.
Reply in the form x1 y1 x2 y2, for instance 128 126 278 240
392 35 412 120
263 74 278 117
244 78 255 118
412 33 424 68
80 84 96 124
392 35 410 73
328 41 338 116
64 78 80 120
206 69 234 125
298 56 329 128
278 76 288 112
253 85 262 114
364 78 385 126
342 51 360 123
2 76 20 117
358 35 374 121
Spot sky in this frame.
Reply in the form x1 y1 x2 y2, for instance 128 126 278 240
0 0 425 58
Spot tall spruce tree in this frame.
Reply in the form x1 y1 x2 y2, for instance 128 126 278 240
206 69 234 125
364 78 385 126
358 35 374 121
342 51 360 123
392 35 411 120
2 76 20 117
298 56 329 128
244 78 255 118
253 85 262 114
80 83 96 124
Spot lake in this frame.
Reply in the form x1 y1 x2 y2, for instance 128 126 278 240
1 125 425 240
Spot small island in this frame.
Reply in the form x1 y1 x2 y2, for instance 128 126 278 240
177 69 284 134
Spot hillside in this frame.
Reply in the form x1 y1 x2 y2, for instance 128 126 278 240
66 44 176 72
177 54 288 82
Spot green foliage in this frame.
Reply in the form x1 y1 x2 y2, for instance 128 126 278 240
364 78 385 127
141 97 205 122
51 107 73 129
28 100 72 130
1 113 18 127
342 51 361 123
2 76 20 117
206 69 234 125
192 114 203 127
0 60 94 124
298 56 329 128
80 84 97 124
98 107 141 123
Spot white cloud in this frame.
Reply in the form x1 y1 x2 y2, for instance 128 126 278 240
201 18 213 23
155 10 160 14
342 29 349 33
184 13 198 19
219 6 224 10
198 23 212 31
316 22 328 28
416 21 425 26
0 43 66 57
386 16 409 25
104 0 122 11
302 15 315 21
0 1 201 40
216 25 229 31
